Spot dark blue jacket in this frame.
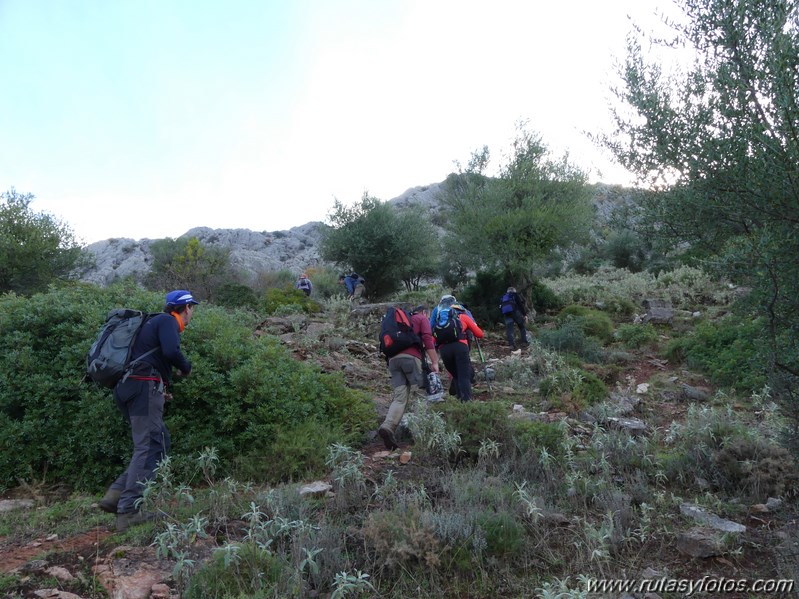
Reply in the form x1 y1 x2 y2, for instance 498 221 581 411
130 313 192 382
344 274 362 295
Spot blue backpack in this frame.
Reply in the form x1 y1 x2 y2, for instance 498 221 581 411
500 293 516 315
432 307 463 345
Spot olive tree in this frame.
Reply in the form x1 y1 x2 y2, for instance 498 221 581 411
602 0 799 436
145 236 232 300
320 194 440 298
439 125 594 289
0 188 88 295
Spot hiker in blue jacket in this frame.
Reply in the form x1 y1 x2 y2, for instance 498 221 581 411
499 286 530 350
99 290 198 531
339 272 366 303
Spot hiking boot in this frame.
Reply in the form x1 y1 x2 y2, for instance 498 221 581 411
98 488 121 514
378 427 398 451
115 510 164 532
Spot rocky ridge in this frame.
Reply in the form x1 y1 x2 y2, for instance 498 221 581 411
78 180 629 287
78 182 449 287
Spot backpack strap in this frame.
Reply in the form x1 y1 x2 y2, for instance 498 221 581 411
121 347 158 383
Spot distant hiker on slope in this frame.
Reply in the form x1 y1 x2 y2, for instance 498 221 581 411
295 273 313 296
499 286 531 350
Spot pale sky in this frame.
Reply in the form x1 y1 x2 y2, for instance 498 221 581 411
0 0 668 245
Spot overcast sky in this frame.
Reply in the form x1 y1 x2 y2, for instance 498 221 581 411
0 0 669 244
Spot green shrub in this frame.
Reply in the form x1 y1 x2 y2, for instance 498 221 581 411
663 317 766 392
539 368 608 411
438 402 511 463
184 543 289 598
234 419 344 483
598 297 638 319
538 320 605 363
615 323 659 349
601 230 648 272
556 305 614 343
476 511 525 557
263 286 321 315
0 284 374 492
510 420 565 456
528 279 563 314
213 283 259 310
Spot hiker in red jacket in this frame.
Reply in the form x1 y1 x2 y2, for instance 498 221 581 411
378 305 439 450
435 308 484 402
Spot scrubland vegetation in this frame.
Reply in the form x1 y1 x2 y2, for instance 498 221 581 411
2 0 799 595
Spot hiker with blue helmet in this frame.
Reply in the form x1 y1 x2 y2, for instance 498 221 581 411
99 290 199 531
499 286 530 350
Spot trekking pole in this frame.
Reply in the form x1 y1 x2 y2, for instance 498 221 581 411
475 338 493 394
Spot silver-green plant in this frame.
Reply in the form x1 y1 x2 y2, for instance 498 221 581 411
326 443 366 492
514 481 544 523
478 438 501 466
197 446 219 485
330 570 375 599
405 400 461 460
535 576 590 599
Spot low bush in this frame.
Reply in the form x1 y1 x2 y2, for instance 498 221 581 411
263 286 322 315
615 323 659 349
437 401 511 463
663 317 766 392
0 283 374 492
556 305 615 343
184 543 289 598
539 368 608 411
538 320 605 363
509 420 565 457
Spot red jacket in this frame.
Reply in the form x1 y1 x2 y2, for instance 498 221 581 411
456 312 484 346
400 312 436 359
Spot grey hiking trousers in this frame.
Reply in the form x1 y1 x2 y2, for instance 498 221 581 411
110 371 170 514
381 353 423 433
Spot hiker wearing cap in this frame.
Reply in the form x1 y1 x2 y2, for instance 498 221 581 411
499 286 530 350
377 305 440 451
99 289 199 531
295 273 313 296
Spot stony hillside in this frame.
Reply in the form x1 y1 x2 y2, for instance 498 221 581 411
78 181 450 287
77 181 632 287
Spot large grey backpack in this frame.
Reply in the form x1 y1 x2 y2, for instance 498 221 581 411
85 309 157 388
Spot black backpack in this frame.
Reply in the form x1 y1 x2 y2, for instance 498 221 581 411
432 307 464 345
379 306 421 359
500 292 516 315
85 309 158 388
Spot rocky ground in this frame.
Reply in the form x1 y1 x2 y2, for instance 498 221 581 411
1 306 797 599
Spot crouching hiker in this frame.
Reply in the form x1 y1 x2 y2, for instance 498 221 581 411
378 305 439 450
99 290 198 531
